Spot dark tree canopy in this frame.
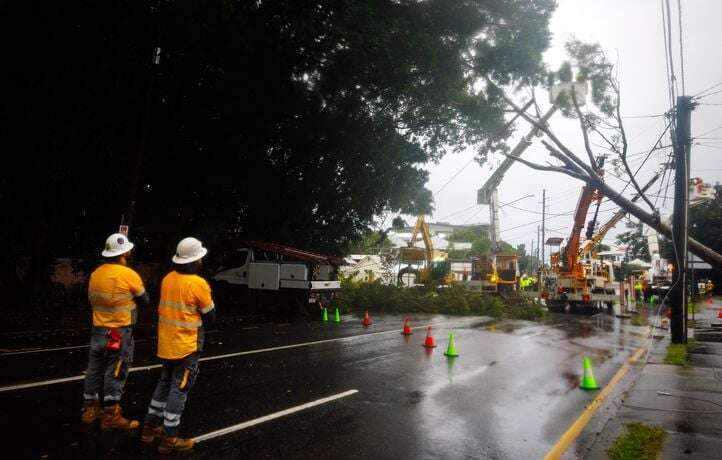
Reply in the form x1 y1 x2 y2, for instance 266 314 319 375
1 0 555 288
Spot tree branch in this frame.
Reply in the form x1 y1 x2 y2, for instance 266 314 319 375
612 79 657 210
571 90 598 167
501 153 588 182
489 81 601 179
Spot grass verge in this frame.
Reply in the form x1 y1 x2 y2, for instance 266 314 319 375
608 423 667 460
664 340 696 366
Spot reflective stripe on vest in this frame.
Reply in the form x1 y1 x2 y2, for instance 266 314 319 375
159 299 199 314
89 291 137 327
158 316 202 329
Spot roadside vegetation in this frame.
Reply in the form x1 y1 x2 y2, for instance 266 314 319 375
608 422 667 460
333 280 545 321
664 340 696 366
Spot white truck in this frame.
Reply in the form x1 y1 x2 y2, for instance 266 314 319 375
213 241 343 317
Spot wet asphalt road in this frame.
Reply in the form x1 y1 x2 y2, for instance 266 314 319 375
0 312 650 459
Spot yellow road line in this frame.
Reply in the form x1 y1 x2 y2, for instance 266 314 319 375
544 346 646 460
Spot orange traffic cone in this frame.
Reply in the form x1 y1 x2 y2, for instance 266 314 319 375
717 309 722 319
401 318 412 336
422 326 437 348
362 310 372 327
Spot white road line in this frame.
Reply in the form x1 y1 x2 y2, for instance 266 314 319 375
192 389 359 443
0 331 219 357
0 320 476 393
0 344 90 356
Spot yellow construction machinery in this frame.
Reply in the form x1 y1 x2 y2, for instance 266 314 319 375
398 216 454 286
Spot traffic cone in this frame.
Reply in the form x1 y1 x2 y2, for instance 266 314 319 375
401 318 412 336
579 357 600 390
334 307 341 323
362 310 372 327
422 326 437 348
322 307 328 322
717 309 722 319
444 333 459 357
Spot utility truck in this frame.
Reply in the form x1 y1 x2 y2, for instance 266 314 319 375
213 240 343 316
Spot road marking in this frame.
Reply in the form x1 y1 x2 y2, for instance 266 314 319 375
544 346 647 460
0 320 477 393
192 389 359 443
0 331 218 357
0 344 91 356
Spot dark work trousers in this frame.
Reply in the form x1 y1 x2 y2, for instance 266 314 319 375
144 353 200 436
82 326 135 406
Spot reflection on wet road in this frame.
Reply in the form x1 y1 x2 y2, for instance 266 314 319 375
0 313 649 458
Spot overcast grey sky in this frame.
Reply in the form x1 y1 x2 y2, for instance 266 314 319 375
424 0 722 255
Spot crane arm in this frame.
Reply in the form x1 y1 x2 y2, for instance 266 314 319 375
409 216 423 247
420 220 434 264
477 105 559 206
563 186 597 273
578 170 662 258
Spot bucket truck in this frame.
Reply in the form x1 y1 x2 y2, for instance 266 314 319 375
544 154 623 314
467 105 558 293
466 82 587 294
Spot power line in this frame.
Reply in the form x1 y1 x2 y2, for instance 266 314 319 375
436 203 478 221
434 156 477 195
695 124 722 138
664 0 678 97
660 0 676 110
693 81 722 98
695 88 722 100
677 0 686 95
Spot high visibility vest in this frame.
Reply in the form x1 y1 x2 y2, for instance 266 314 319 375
88 263 145 328
157 271 215 360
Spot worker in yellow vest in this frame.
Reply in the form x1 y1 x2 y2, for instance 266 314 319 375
141 237 215 454
81 233 149 429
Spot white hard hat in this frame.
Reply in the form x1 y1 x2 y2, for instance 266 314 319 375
172 237 208 264
101 233 135 258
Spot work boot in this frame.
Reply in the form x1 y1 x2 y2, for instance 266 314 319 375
158 436 194 454
80 400 102 424
141 424 164 443
100 404 139 430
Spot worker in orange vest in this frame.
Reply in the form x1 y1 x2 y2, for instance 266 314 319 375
141 237 215 454
81 233 149 429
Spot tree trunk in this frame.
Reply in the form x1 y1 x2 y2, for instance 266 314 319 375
587 176 722 270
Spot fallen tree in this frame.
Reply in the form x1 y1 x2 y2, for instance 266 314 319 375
483 40 722 271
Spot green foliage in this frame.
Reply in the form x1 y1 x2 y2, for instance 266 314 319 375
689 185 722 288
608 423 667 460
447 225 489 242
664 343 689 366
391 217 408 230
349 230 393 254
334 281 545 321
616 263 645 282
616 221 651 262
1 1 557 291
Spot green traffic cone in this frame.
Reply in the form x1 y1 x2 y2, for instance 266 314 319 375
334 307 341 323
322 307 328 322
444 333 459 357
579 357 600 390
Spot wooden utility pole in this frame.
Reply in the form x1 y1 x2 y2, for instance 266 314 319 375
670 96 693 344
